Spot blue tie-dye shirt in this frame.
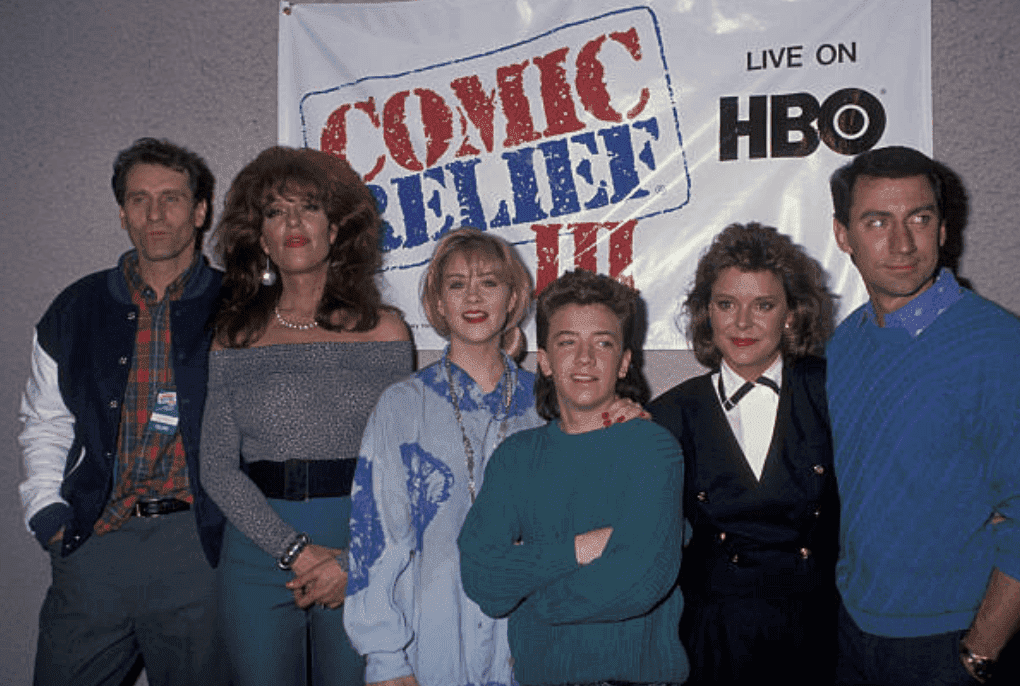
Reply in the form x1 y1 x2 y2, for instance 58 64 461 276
344 349 544 686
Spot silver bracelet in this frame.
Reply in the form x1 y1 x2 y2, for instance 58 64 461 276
277 532 310 570
959 640 996 682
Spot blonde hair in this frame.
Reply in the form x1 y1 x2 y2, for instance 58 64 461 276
421 228 533 358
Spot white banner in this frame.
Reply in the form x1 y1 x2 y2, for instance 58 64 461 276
279 0 931 349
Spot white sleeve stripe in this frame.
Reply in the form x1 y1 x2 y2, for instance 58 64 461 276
17 332 74 531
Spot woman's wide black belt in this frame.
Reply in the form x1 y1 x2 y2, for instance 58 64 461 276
243 459 356 500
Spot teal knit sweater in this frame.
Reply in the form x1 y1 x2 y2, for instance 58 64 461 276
458 419 688 685
827 282 1020 638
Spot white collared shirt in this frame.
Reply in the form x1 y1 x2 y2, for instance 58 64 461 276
713 356 783 481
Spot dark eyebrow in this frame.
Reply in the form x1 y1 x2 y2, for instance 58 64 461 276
859 203 937 220
554 329 618 338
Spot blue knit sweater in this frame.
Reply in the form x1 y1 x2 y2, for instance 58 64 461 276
826 272 1020 638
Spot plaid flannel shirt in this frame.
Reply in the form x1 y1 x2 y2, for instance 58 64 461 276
94 253 196 534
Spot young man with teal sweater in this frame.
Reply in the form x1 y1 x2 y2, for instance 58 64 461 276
827 146 1020 685
459 270 688 686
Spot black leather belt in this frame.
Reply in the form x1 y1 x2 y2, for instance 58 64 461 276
132 498 191 517
243 459 356 501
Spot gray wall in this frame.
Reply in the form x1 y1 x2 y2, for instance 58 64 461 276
2 1 1018 683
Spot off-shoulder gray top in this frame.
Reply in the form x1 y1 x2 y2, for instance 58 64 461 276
199 341 413 558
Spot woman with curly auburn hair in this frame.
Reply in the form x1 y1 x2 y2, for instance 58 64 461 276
199 146 413 686
648 222 839 686
211 146 389 346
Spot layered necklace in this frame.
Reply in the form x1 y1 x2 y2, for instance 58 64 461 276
274 306 318 331
446 353 513 502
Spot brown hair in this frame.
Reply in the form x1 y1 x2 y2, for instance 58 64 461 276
111 137 215 249
534 270 650 421
421 227 533 358
685 222 835 368
212 146 385 347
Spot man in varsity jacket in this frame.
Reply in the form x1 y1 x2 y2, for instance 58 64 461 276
17 138 228 685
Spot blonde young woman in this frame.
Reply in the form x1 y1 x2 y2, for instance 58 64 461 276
343 228 539 686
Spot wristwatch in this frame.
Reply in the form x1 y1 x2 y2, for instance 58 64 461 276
277 532 310 570
959 641 996 682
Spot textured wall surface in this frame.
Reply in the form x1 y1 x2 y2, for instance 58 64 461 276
932 0 1020 310
1 1 1018 683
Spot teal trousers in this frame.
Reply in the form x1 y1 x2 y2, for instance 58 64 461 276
218 496 364 686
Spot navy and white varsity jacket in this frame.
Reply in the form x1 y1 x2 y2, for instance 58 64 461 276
17 251 225 565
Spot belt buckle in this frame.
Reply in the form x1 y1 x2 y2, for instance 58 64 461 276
134 499 157 518
282 460 309 501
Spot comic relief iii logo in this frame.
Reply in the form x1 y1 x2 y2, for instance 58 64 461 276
299 7 688 291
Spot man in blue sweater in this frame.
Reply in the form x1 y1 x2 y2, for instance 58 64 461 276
17 138 228 685
827 145 1020 684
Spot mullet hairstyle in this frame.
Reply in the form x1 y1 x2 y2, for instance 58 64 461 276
684 222 835 369
212 146 384 347
535 269 650 421
421 227 533 359
111 137 216 249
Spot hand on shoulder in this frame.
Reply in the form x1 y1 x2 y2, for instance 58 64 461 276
603 396 651 425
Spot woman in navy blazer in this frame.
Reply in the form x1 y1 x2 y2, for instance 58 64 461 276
649 222 838 686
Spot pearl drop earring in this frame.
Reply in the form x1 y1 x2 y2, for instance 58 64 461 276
260 256 277 287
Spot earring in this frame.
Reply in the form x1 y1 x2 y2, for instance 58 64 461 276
260 256 277 287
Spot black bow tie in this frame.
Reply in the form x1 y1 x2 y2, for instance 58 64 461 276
718 374 780 411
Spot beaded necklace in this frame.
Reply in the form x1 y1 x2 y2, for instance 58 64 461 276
446 354 513 502
274 306 318 331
